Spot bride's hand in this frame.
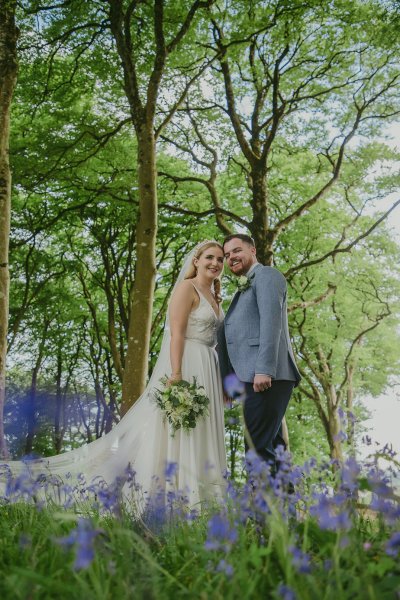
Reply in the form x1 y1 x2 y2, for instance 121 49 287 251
166 372 182 387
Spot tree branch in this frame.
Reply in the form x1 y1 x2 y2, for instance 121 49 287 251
158 201 249 227
108 0 144 120
167 0 215 53
284 199 400 278
154 54 219 138
288 283 337 313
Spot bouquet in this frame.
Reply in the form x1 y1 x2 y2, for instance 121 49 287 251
154 376 210 435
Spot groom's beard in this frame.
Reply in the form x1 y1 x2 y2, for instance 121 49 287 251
228 262 252 276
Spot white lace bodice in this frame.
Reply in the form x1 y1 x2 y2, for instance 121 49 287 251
185 285 223 347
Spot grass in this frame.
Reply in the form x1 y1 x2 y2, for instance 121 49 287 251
0 448 399 599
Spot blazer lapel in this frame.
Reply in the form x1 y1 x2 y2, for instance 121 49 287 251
225 291 240 319
225 263 262 320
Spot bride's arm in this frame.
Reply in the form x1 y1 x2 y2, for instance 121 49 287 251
168 280 196 382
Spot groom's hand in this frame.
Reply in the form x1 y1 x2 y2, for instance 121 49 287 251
253 374 272 393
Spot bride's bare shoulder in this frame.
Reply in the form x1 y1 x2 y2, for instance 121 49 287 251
170 280 198 313
171 279 197 300
177 279 196 290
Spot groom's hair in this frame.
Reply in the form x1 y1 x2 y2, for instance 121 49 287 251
223 233 255 248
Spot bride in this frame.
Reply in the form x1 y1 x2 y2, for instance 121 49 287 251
1 241 227 510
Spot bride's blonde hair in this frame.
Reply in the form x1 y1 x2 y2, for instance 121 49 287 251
184 240 223 304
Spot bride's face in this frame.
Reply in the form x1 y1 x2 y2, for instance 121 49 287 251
194 246 224 280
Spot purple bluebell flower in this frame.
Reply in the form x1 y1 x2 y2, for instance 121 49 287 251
333 430 348 443
362 435 372 446
164 462 178 480
369 496 400 525
323 559 333 571
367 468 393 497
144 492 169 529
205 513 238 552
289 545 312 574
245 450 271 478
252 490 270 514
385 532 400 557
123 463 142 492
19 534 32 549
277 584 297 600
86 475 124 516
96 487 120 513
302 457 317 474
216 559 234 577
186 508 199 522
21 453 42 463
224 374 245 399
77 472 86 483
55 518 103 570
310 493 351 531
340 457 360 495
275 444 291 465
5 471 40 502
380 443 395 457
347 410 357 424
62 488 76 510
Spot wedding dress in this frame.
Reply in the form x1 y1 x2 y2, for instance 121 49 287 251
1 283 227 511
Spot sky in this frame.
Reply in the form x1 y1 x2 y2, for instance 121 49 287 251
358 387 400 460
357 120 400 459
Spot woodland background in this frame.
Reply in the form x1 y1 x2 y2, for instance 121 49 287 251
0 0 399 467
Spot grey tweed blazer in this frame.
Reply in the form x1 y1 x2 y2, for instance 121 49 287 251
218 263 301 385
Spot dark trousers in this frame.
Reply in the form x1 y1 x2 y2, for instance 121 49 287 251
243 380 295 475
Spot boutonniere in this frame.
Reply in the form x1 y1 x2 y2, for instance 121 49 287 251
236 275 251 292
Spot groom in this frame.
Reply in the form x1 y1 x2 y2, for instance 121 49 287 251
218 234 301 475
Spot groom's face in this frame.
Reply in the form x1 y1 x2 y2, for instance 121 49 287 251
223 238 257 276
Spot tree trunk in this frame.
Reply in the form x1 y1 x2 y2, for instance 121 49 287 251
0 0 18 458
346 363 356 454
105 354 118 433
25 329 48 455
25 365 39 455
108 0 214 414
54 350 63 453
94 379 102 439
121 129 157 414
77 394 93 444
250 162 272 264
327 408 343 463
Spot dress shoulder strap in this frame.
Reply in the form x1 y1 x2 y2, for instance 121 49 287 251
189 281 203 299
